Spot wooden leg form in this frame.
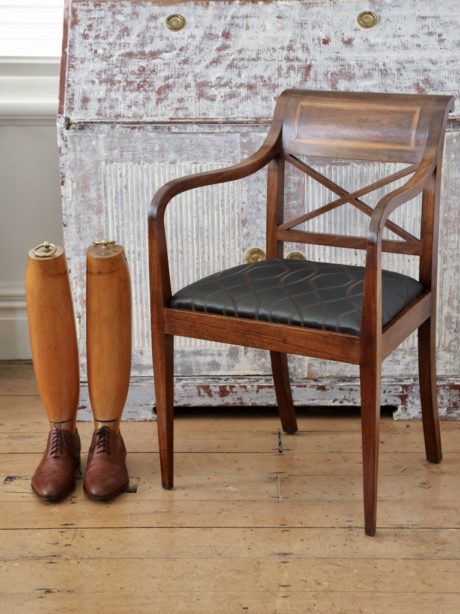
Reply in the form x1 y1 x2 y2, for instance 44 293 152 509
26 244 79 431
418 317 442 463
153 333 174 489
360 361 382 536
86 243 132 431
270 351 297 434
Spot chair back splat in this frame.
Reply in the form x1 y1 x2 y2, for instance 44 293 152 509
148 89 454 535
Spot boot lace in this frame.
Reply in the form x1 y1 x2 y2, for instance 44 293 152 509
49 428 65 459
94 427 112 455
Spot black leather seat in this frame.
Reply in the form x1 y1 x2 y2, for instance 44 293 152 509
170 258 423 335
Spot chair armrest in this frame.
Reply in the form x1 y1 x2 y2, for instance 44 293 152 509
367 156 436 246
148 122 282 223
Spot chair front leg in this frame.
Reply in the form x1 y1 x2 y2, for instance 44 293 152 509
270 351 297 434
153 332 174 489
418 316 442 463
360 359 382 536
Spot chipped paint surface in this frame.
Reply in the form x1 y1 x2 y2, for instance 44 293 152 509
59 1 460 417
63 0 460 120
76 377 460 420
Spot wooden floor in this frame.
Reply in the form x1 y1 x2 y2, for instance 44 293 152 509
1 363 460 613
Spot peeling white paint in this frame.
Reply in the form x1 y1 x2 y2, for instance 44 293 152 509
76 377 460 421
63 0 460 121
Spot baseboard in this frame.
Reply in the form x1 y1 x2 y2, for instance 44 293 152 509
0 284 30 359
77 376 460 421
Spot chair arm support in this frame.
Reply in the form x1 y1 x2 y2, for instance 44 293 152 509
148 122 282 223
360 157 436 343
367 157 436 247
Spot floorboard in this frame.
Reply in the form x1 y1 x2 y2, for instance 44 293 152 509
1 363 459 613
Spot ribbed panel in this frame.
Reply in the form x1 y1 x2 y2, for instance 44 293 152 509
102 162 243 352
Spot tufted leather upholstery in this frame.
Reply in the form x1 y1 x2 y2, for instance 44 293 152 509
170 259 423 335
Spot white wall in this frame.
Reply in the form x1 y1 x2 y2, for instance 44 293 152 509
0 59 61 358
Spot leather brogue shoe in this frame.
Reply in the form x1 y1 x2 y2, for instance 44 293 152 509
31 427 81 501
83 427 129 500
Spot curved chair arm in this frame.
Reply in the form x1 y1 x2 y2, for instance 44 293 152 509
367 156 436 246
148 122 282 223
360 156 437 344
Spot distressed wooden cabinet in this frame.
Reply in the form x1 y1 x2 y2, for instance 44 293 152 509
59 0 460 418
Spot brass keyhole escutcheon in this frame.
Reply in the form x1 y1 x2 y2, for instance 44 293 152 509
357 11 379 29
166 14 186 31
286 251 306 261
245 247 266 264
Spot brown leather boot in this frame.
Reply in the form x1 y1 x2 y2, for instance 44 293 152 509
31 428 81 501
83 427 129 500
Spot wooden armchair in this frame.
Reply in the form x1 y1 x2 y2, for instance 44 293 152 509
148 90 453 535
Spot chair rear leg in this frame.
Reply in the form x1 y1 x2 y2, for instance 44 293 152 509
418 317 442 463
270 351 297 434
360 361 381 536
153 333 174 489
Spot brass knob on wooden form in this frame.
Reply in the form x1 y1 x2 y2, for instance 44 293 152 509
33 241 57 258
